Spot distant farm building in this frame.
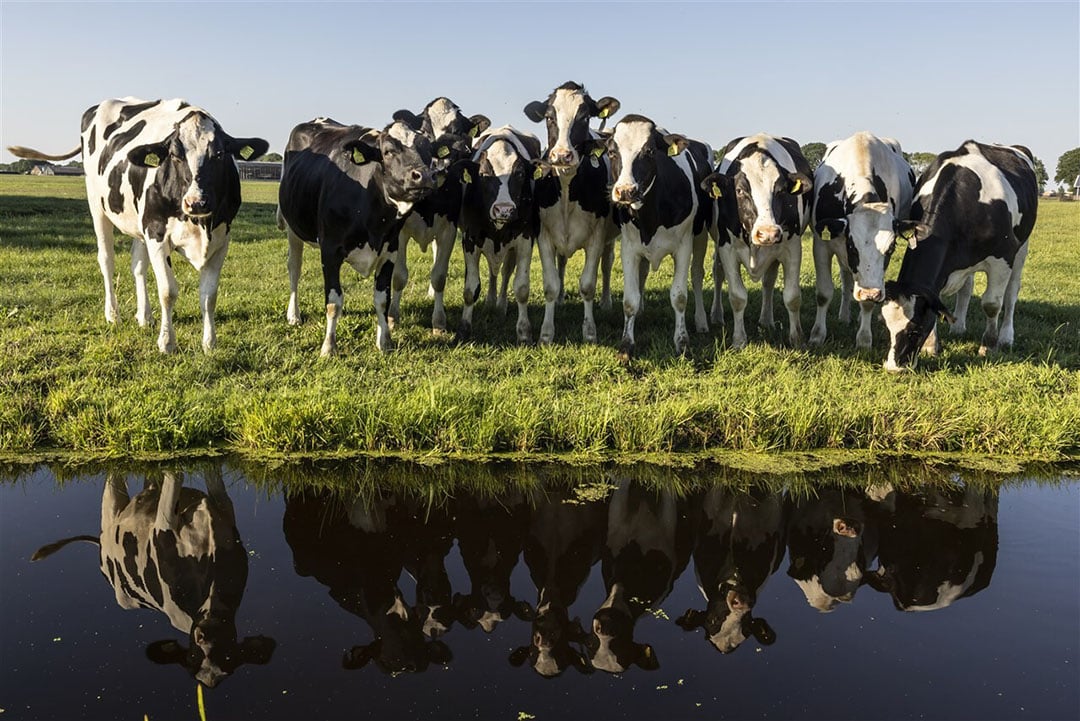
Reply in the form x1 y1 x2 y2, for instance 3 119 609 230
237 161 281 181
30 163 83 176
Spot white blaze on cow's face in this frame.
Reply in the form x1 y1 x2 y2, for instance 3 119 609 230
177 114 224 218
424 98 460 138
740 153 785 246
549 88 589 168
847 202 897 301
610 120 655 210
483 139 521 228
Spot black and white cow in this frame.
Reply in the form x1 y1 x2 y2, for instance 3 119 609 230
867 485 998 612
881 141 1038 370
8 98 268 353
277 116 457 355
809 132 918 349
509 486 607 677
283 491 453 674
786 486 890 612
676 488 787 654
30 469 275 687
600 114 714 357
703 134 814 348
457 125 543 343
392 98 490 333
585 481 692 673
524 81 620 343
452 490 531 634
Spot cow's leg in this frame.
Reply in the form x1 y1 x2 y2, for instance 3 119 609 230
203 464 236 527
921 321 940 356
498 246 515 315
781 245 804 347
198 232 229 352
130 238 152 328
538 239 560 345
759 261 777 331
286 228 305 325
979 261 1013 356
600 237 614 309
388 239 409 331
486 252 500 310
155 471 184 532
721 248 749 349
429 223 456 334
809 238 834 346
838 268 854 325
146 238 178 354
710 249 725 326
556 254 567 304
91 209 119 324
513 239 533 345
101 472 130 529
856 299 875 350
374 259 394 353
636 257 649 317
580 240 604 344
459 245 481 339
619 249 642 358
671 243 692 354
950 275 974 336
320 247 345 357
691 230 709 333
998 243 1027 348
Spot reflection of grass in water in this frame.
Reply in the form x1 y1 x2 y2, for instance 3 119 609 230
1 177 1077 460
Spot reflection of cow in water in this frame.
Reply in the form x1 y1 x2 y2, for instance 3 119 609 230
585 481 692 673
677 488 787 653
31 469 275 687
786 486 888 612
868 485 998 611
510 487 607 677
283 491 452 673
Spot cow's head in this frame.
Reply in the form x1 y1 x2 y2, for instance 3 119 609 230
342 591 452 674
508 602 592 677
146 618 276 688
127 112 268 222
343 119 449 217
463 132 535 229
585 605 659 674
675 580 775 654
882 281 956 371
788 512 868 612
602 115 688 210
816 204 927 303
706 139 813 247
523 81 619 171
410 97 490 142
453 588 531 633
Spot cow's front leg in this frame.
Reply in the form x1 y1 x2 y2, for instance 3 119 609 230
619 248 642 359
537 238 560 345
429 223 456 333
809 238 834 346
580 239 604 344
101 472 130 528
600 237 614 309
203 464 236 527
721 248 748 349
921 320 940 357
388 240 409 330
320 248 344 357
374 259 394 353
759 261 778 332
951 274 974 336
513 239 533 345
710 249 725 326
147 237 178 354
286 228 305 325
838 267 854 325
198 235 229 352
781 246 803 347
497 246 515 314
671 244 692 354
91 208 119 324
856 299 876 350
131 238 152 328
155 471 184 532
690 231 709 333
556 254 567 304
459 243 482 340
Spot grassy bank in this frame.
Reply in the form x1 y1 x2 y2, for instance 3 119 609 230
1 176 1078 460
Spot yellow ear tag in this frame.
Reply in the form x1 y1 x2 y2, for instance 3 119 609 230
591 147 604 158
790 178 802 194
643 646 653 658
533 166 544 180
710 182 722 200
900 227 915 240
469 125 479 138
821 228 832 241
462 168 472 184
599 107 610 119
144 152 161 168
352 148 366 164
437 146 450 159
667 143 679 157
239 145 255 160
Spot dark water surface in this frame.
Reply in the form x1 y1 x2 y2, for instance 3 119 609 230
1 461 1077 721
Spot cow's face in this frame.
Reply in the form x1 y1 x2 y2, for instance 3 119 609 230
418 97 490 141
882 282 956 371
789 515 866 612
453 587 530 633
343 593 452 673
676 582 775 654
468 138 531 229
818 205 925 303
607 117 688 210
524 83 618 170
380 122 438 212
127 113 268 221
146 623 275 688
586 606 658 674
720 151 812 246
508 603 591 677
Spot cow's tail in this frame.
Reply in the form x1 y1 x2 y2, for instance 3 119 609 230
30 535 99 561
7 145 82 162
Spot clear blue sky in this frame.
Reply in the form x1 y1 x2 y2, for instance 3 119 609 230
2 1 1077 184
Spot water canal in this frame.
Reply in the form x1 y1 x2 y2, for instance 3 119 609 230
1 460 1077 720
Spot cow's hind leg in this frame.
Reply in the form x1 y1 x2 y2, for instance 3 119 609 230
671 243 692 354
512 238 533 344
146 237 179 354
600 237 614 309
91 207 119 324
374 259 394 353
429 223 456 333
691 230 709 333
997 243 1027 349
130 238 152 328
809 238 834 346
198 233 229 352
781 247 804 348
286 228 305 325
951 275 974 336
459 244 482 340
320 248 344 357
979 260 1013 356
388 240 409 330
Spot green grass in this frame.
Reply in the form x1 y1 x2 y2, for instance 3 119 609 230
1 175 1078 461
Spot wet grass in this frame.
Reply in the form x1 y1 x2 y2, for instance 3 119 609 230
1 176 1078 461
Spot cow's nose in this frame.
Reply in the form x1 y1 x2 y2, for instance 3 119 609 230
183 197 211 216
491 202 516 220
612 184 639 204
729 593 749 610
752 225 782 245
551 148 576 166
855 286 883 303
409 168 433 188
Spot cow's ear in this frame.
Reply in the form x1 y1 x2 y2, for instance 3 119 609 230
225 136 270 162
344 138 381 166
239 636 276 665
532 159 555 181
146 639 187 665
580 137 608 160
508 646 531 667
675 609 706 631
128 142 170 168
893 220 928 249
700 172 730 201
432 133 467 162
789 172 813 195
451 159 479 186
662 133 689 157
343 642 378 670
427 640 453 666
523 101 548 123
468 114 491 138
815 218 848 241
636 643 660 671
594 96 620 119
391 109 423 131
750 618 776 646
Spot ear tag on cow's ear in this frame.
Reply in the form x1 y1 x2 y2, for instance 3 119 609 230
790 178 803 194
710 182 722 200
437 145 450 159
239 145 255 161
598 107 611 119
144 152 161 168
462 168 472 184
821 227 832 241
667 143 679 157
352 148 366 164
533 166 544 180
591 147 604 158
469 125 479 138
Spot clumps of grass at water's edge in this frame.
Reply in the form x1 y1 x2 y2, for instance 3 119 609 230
1 176 1078 462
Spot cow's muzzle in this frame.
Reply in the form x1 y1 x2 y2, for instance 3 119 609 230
183 195 213 218
548 147 577 168
612 184 641 206
752 225 782 246
854 286 884 303
490 202 516 227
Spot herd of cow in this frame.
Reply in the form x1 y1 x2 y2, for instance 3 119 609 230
31 471 998 683
8 83 1039 370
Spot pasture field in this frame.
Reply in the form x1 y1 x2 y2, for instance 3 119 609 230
1 175 1078 462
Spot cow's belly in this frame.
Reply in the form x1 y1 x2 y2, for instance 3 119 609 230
940 256 1011 296
624 223 692 269
345 245 392 277
539 205 604 256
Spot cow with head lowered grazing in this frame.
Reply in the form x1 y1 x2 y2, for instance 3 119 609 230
277 115 459 355
7 97 268 353
702 134 814 349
